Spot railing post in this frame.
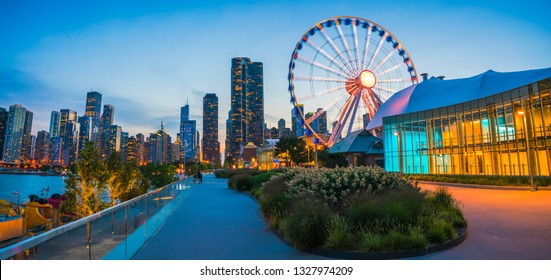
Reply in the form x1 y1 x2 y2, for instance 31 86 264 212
86 222 91 260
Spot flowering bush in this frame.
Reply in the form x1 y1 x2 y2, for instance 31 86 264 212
265 166 416 211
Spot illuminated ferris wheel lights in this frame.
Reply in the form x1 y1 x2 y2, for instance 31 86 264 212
359 70 376 89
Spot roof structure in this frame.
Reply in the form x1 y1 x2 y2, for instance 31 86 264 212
328 129 383 154
367 67 551 130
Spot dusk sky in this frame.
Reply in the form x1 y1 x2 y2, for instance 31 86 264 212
1 0 550 154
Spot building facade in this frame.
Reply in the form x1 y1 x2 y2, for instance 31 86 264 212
49 111 61 138
227 57 264 162
34 130 50 165
202 93 220 165
370 68 551 176
180 103 196 160
0 108 7 158
2 104 28 163
20 110 34 162
85 91 102 138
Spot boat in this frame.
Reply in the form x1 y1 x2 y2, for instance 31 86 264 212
0 198 24 243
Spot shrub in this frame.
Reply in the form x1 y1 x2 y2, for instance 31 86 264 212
425 218 455 243
282 200 330 249
358 231 385 252
406 174 551 187
407 227 428 249
229 173 253 191
213 169 229 178
324 214 355 250
251 172 278 189
382 230 410 251
259 177 288 217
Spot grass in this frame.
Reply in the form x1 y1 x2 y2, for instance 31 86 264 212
407 174 551 187
282 200 330 249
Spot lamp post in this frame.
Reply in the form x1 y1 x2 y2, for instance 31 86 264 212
518 110 536 191
394 130 402 173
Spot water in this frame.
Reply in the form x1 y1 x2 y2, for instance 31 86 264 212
0 174 66 204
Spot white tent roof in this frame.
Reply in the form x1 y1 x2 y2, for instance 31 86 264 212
367 67 551 130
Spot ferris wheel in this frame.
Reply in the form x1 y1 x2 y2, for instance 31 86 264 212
288 16 418 147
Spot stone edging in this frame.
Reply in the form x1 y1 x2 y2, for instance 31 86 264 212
304 227 468 260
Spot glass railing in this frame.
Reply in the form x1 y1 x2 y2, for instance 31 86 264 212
0 178 192 260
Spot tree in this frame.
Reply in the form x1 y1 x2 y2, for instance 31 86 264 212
316 148 348 168
61 142 108 218
275 136 308 167
141 163 177 188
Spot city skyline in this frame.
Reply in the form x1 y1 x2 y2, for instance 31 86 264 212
1 0 550 155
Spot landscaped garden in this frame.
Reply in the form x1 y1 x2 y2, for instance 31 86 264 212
217 166 467 255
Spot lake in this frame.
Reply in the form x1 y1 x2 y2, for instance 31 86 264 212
0 174 66 203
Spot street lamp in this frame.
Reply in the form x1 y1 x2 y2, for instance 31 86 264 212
518 110 536 191
394 130 403 173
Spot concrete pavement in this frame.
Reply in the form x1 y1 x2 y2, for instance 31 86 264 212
413 182 551 259
132 174 326 260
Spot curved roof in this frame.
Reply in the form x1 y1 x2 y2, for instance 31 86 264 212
328 129 383 154
367 67 551 130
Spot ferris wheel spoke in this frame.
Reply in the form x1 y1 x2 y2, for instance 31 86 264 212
353 20 361 71
328 93 357 145
367 88 384 107
375 63 403 77
336 21 357 70
347 93 362 135
367 33 388 70
294 76 347 83
378 78 413 84
296 55 350 79
372 46 399 72
361 26 373 70
304 39 353 76
319 29 355 73
373 85 396 94
305 95 345 124
361 90 376 118
297 85 346 102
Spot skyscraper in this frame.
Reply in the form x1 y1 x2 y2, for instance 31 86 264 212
291 104 305 137
180 103 196 160
62 120 80 166
49 111 61 138
59 109 77 139
202 93 220 165
2 104 27 163
278 119 286 139
35 131 50 165
227 57 264 162
99 104 115 158
316 108 328 134
20 110 34 162
148 123 171 164
105 125 121 159
120 131 129 160
85 91 102 135
78 115 92 154
0 108 8 159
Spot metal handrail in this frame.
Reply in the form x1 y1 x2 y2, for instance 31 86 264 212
0 177 189 260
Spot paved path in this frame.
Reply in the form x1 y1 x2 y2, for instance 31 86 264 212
133 174 326 260
412 182 551 260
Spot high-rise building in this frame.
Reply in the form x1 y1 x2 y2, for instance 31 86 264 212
278 119 286 139
180 103 196 160
105 125 121 159
78 115 92 155
120 131 129 160
2 105 27 163
225 110 232 161
135 133 146 165
196 130 201 162
127 136 137 162
59 109 77 139
62 121 80 166
362 113 371 129
20 110 33 162
316 108 328 134
0 108 8 159
85 91 102 137
227 57 264 162
50 137 63 166
49 111 61 138
291 104 304 137
34 131 50 165
99 104 115 158
202 93 220 165
148 123 171 164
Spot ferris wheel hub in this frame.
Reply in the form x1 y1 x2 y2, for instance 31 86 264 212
359 70 376 89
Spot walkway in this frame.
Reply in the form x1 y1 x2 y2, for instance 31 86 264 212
413 182 551 259
133 174 326 260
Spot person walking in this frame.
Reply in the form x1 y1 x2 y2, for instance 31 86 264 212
197 169 203 184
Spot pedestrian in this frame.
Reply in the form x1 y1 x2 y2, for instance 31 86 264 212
197 169 203 184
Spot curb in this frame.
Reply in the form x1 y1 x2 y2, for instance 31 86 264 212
418 181 551 191
304 227 468 260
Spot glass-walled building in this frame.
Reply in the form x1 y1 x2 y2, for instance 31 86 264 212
367 68 551 176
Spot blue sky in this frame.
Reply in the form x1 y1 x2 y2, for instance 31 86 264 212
1 0 550 153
